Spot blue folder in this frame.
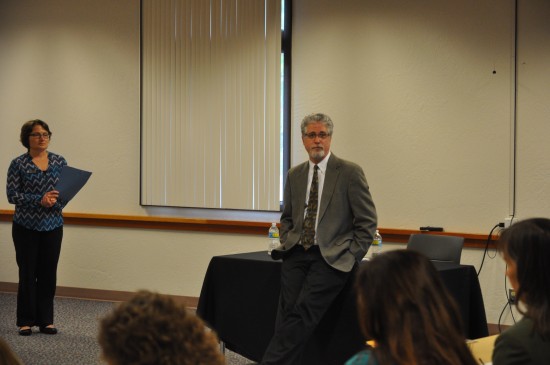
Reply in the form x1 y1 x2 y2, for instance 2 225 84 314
55 165 92 202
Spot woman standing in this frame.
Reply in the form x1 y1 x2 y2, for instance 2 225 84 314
492 218 550 365
6 119 67 336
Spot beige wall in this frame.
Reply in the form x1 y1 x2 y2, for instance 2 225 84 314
292 0 514 232
2 0 548 327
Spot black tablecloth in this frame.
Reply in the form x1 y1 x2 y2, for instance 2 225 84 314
197 251 488 364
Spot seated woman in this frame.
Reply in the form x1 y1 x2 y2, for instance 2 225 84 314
492 218 550 365
98 290 225 365
346 249 478 365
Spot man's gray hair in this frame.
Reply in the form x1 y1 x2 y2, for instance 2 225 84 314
300 113 334 135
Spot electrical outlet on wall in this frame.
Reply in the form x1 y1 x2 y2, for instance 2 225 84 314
500 216 516 228
504 217 514 228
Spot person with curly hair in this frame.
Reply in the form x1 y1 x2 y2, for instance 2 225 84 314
98 290 225 365
492 218 550 365
346 250 478 365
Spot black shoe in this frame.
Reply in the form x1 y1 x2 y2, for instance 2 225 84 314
19 327 32 336
39 326 58 335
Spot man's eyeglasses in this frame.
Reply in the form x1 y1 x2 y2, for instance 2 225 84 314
303 132 330 140
29 133 51 139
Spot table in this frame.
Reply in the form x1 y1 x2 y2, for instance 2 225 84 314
467 334 498 364
197 251 488 364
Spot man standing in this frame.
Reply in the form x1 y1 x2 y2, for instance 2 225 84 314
261 113 377 364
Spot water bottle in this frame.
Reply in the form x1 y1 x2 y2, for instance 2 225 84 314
268 223 280 255
370 230 382 259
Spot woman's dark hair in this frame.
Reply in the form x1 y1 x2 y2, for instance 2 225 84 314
355 250 477 365
498 218 550 337
20 119 52 149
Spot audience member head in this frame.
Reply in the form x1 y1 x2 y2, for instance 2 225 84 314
354 250 477 365
0 337 23 365
20 119 52 149
300 113 334 136
498 217 550 337
98 290 225 365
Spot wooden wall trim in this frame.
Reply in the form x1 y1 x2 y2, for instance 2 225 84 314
0 209 497 248
380 228 499 249
488 323 510 336
0 209 269 235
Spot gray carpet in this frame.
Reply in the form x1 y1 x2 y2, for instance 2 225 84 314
0 292 256 365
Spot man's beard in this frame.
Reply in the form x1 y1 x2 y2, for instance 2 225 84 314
309 149 325 161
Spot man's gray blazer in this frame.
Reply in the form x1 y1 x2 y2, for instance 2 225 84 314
271 153 377 272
